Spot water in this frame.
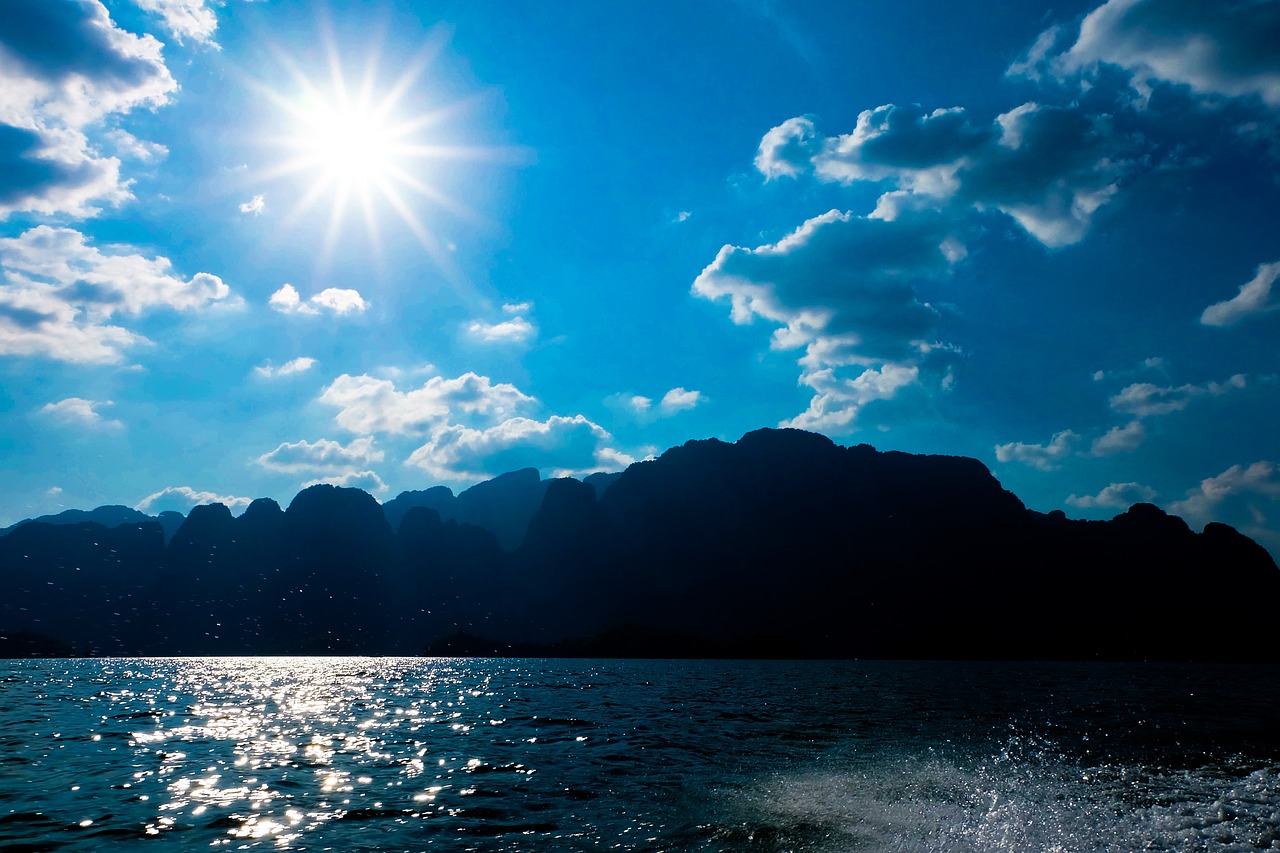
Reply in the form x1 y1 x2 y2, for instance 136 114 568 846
1 658 1277 851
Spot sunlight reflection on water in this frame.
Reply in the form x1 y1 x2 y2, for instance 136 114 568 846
1 658 1278 851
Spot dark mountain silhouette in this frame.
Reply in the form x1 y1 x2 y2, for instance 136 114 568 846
1 428 1276 660
2 505 186 543
381 486 455 534
379 469 548 550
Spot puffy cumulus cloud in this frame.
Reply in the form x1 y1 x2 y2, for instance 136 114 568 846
0 123 127 218
256 436 384 476
238 194 265 215
755 116 823 179
755 102 1132 248
39 396 122 429
659 387 702 413
1168 461 1280 532
256 436 388 493
694 206 960 431
132 0 219 46
783 363 920 432
0 225 231 363
253 356 316 379
1090 419 1147 455
0 0 177 218
1109 373 1247 418
814 105 994 192
1066 481 1158 509
319 372 533 436
694 208 953 361
135 485 251 514
1201 261 1280 327
995 430 1080 471
406 415 631 481
952 103 1126 248
1054 0 1280 107
269 284 367 316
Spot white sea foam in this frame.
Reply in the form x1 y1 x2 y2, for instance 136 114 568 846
738 741 1280 851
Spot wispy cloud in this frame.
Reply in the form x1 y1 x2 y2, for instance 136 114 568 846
254 356 317 378
1067 481 1157 510
1201 261 1280 327
995 430 1079 471
238 194 266 215
133 0 220 46
40 397 123 430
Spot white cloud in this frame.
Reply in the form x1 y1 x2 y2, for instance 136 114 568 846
406 414 630 480
135 485 251 514
755 101 1132 249
256 436 384 475
694 206 959 431
0 225 230 363
238 194 265 215
269 284 367 316
466 316 536 344
756 116 822 179
268 283 301 312
302 470 388 493
311 288 366 315
39 397 122 430
256 437 386 493
0 0 177 218
319 372 533 435
46 486 63 497
1169 461 1280 527
1066 481 1158 509
1109 374 1246 418
609 387 704 422
1201 261 1280 327
659 387 702 413
104 128 167 162
616 394 652 415
1054 0 1280 107
1090 419 1146 455
1092 356 1166 382
132 0 219 46
783 364 919 432
501 301 531 314
254 356 317 379
995 430 1080 471
675 210 692 223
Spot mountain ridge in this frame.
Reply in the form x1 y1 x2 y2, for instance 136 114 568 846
2 428 1276 660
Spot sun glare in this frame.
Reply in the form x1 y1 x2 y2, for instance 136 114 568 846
253 26 518 270
299 98 398 185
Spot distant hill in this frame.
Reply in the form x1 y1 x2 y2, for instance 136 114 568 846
2 428 1276 660
2 505 185 543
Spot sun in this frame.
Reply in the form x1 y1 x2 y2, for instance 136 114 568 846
296 95 399 186
253 30 514 269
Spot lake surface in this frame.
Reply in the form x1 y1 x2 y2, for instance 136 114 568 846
1 658 1277 851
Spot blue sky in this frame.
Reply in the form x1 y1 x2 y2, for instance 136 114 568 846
2 0 1280 552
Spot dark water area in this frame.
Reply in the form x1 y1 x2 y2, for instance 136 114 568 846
1 658 1277 851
